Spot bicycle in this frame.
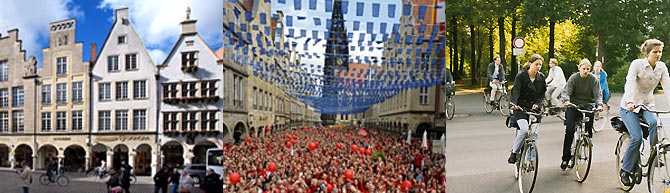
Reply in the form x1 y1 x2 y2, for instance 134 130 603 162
510 105 541 193
593 103 610 133
613 105 670 192
446 81 455 120
564 103 596 183
542 95 565 121
484 81 510 116
39 172 69 186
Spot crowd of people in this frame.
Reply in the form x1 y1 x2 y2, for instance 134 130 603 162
221 127 445 193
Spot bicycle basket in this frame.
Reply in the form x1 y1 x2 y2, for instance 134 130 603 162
611 116 627 133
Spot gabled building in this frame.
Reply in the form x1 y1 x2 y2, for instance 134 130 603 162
37 19 90 171
158 8 223 167
90 8 158 175
0 29 39 169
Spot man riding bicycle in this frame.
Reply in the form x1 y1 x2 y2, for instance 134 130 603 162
545 58 566 111
559 58 602 170
487 56 506 104
446 68 455 96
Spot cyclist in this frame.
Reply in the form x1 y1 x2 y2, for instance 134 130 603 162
46 159 57 183
545 58 566 112
507 54 547 164
592 61 611 106
487 56 506 105
446 68 455 96
559 58 602 170
619 39 670 186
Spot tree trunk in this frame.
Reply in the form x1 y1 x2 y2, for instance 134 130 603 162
489 27 494 63
510 14 517 81
460 37 465 77
597 36 605 64
452 16 460 79
478 29 486 86
548 19 555 59
470 24 477 85
498 16 506 68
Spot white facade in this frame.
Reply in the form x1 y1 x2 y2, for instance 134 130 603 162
158 14 224 167
91 8 158 175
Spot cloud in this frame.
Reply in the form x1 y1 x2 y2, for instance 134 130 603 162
0 0 81 63
148 49 167 65
98 0 222 63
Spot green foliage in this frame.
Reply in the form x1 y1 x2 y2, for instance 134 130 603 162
609 62 630 93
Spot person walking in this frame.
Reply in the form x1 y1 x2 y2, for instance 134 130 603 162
120 161 133 193
169 168 180 193
154 166 170 193
17 161 31 193
178 170 195 193
202 168 223 193
107 168 124 193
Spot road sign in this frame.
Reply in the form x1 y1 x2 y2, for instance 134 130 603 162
513 37 525 48
513 48 526 56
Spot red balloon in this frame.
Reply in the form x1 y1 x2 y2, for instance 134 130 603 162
314 142 320 147
266 126 271 132
366 149 372 155
327 184 334 192
268 162 277 172
246 137 252 143
336 143 342 149
344 169 354 180
286 142 292 148
308 142 317 151
292 140 297 145
402 180 412 191
230 172 240 185
359 148 365 154
351 145 358 152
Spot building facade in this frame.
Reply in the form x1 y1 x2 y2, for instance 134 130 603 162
91 8 158 176
158 11 223 168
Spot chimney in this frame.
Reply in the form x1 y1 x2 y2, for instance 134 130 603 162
90 43 97 65
181 7 197 35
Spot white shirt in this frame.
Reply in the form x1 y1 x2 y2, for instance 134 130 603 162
546 66 566 88
620 58 670 109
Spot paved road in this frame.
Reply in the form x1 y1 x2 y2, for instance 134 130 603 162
0 170 205 193
446 93 670 193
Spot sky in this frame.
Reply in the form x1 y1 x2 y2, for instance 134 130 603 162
0 0 222 67
272 0 402 76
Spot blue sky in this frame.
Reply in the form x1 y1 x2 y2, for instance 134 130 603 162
0 0 222 67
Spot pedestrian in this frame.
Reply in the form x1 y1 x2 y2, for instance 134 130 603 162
107 168 124 193
17 161 31 193
169 168 180 193
154 166 170 193
121 161 133 193
178 170 195 193
202 168 223 193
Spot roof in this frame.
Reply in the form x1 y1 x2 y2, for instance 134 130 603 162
215 47 223 59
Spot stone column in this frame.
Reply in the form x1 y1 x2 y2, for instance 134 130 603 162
8 148 14 168
84 154 90 172
57 153 64 173
183 147 193 166
128 152 135 174
151 150 158 176
106 151 113 170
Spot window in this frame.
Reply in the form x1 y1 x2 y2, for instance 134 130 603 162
270 94 273 111
125 54 137 70
118 35 126 44
108 56 119 72
12 87 23 107
234 75 240 106
0 60 7 81
99 111 111 131
133 109 146 130
181 51 198 67
0 89 7 107
56 57 67 75
56 83 67 103
201 81 217 97
163 83 178 99
181 112 197 131
419 87 429 105
99 83 111 101
0 112 7 133
41 85 51 104
56 111 67 131
72 111 82 131
41 112 51 131
184 82 197 98
163 112 178 131
253 87 257 109
12 110 23 132
115 110 128 131
116 81 128 100
72 82 83 102
133 80 147 99
201 111 217 131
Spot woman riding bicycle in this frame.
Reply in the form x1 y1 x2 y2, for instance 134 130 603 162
592 61 611 105
507 54 547 164
619 39 670 186
559 58 602 170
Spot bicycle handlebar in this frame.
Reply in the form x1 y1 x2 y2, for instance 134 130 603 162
510 104 542 116
635 105 670 114
565 103 599 114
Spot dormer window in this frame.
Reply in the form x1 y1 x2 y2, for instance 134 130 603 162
118 35 126 44
122 18 129 25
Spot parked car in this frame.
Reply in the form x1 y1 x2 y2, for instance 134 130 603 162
182 164 207 185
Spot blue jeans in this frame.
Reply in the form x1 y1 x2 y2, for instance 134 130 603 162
512 119 539 153
620 108 658 173
22 186 28 193
171 183 179 193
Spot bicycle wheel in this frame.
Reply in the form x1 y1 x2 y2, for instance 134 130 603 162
648 147 670 193
56 176 69 186
616 133 634 191
484 92 494 113
594 104 610 132
39 174 50 185
518 141 538 193
500 94 511 116
446 96 455 120
574 135 592 183
130 175 137 185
